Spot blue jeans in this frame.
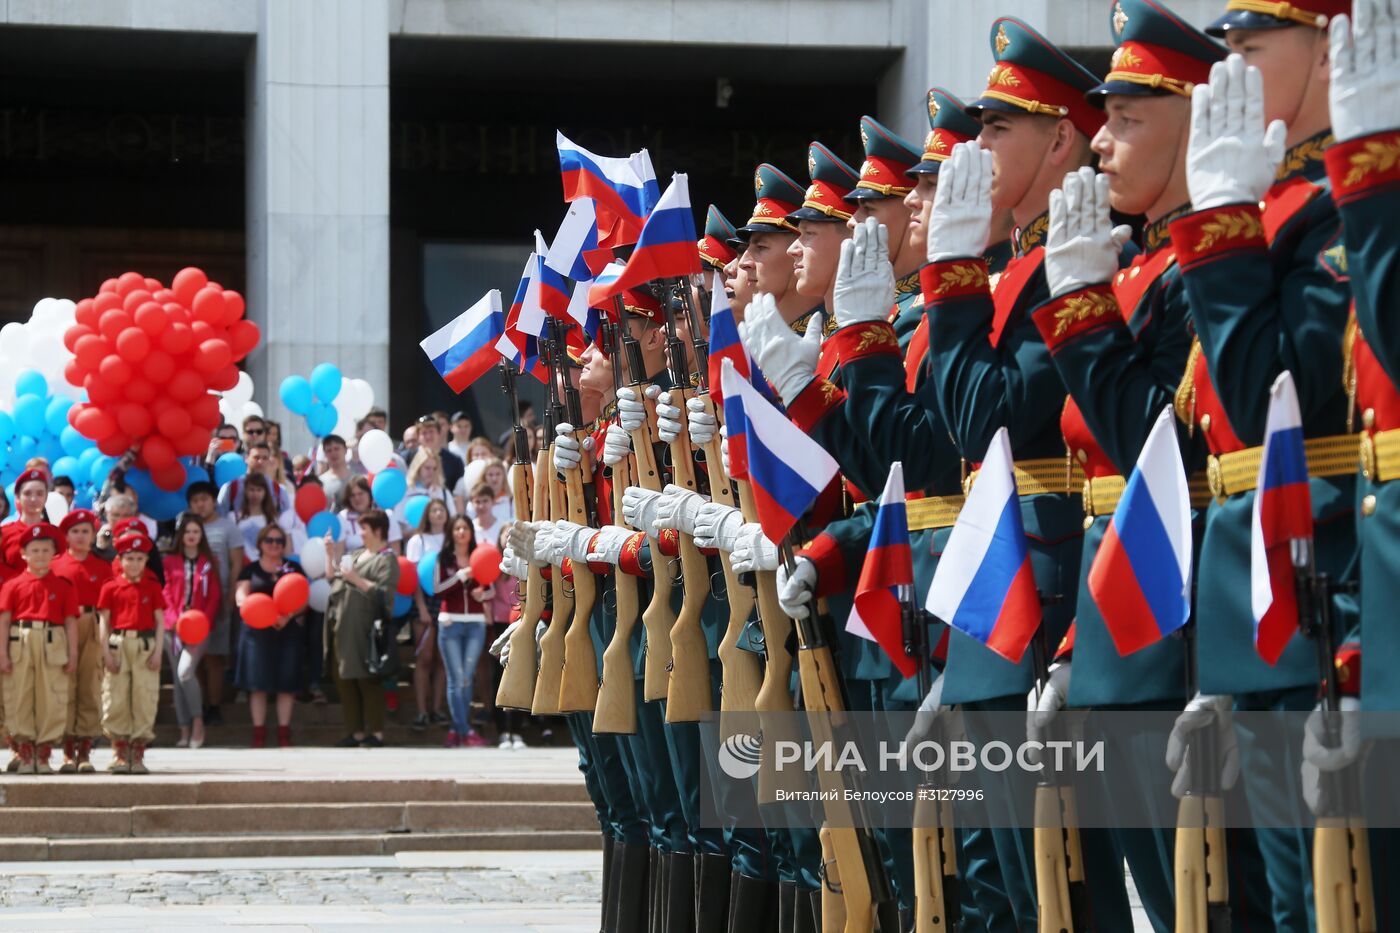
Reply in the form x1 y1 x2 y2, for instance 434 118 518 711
438 620 485 735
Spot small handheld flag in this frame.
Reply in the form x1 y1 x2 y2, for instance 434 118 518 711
494 253 547 382
720 359 839 546
556 131 660 249
1087 407 1193 656
852 463 918 677
925 427 1041 664
535 231 574 323
588 174 702 308
706 271 769 404
419 290 504 393
1251 371 1312 665
544 199 611 281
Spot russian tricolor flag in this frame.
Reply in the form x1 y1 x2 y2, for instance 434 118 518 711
494 253 547 383
1251 371 1312 664
544 199 612 282
534 230 574 324
557 131 660 249
853 462 918 677
706 271 769 405
720 359 839 546
1087 408 1193 656
925 428 1041 664
588 174 702 308
419 290 504 394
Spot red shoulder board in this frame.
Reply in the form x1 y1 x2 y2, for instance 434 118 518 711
1111 248 1176 323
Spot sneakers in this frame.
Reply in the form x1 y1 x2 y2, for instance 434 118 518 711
128 742 149 775
16 741 36 775
251 725 267 749
463 731 489 748
511 733 527 750
34 743 54 775
410 714 429 732
498 731 513 749
107 740 129 774
76 739 95 774
444 730 461 748
59 738 78 773
429 711 451 727
310 687 328 705
334 735 362 748
359 735 384 748
276 725 292 748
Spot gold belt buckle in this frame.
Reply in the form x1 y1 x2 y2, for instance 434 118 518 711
1081 478 1094 516
1206 454 1225 502
1360 432 1377 482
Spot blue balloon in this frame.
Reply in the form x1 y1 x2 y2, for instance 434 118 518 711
305 401 337 437
13 395 45 439
78 446 101 474
51 456 80 483
89 454 118 488
38 433 63 463
123 467 159 507
60 425 90 457
73 486 93 510
279 375 314 416
402 494 429 531
306 510 341 541
310 363 342 403
213 452 247 487
44 397 73 437
14 370 46 400
417 551 439 593
393 593 412 617
0 412 14 444
371 468 406 509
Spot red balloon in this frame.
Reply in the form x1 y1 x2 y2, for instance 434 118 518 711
157 407 192 439
175 427 211 456
172 267 208 307
63 359 85 390
142 435 176 471
142 349 174 384
143 277 161 293
116 327 151 363
74 405 116 440
97 432 131 457
64 324 94 352
124 377 156 404
74 335 109 371
222 290 245 325
115 272 145 296
208 363 239 391
189 394 221 429
116 403 153 439
294 484 327 523
159 322 193 355
240 593 277 630
229 320 261 359
168 370 203 403
151 461 185 491
93 292 122 314
192 287 225 325
134 302 166 337
98 355 132 386
175 609 210 646
163 302 190 323
98 309 132 343
190 320 217 343
121 289 153 315
396 557 417 596
272 573 309 615
83 374 119 406
99 278 119 295
470 544 504 586
195 339 231 374
152 289 176 304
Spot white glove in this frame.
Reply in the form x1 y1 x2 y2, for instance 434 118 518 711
585 525 636 565
1302 697 1363 815
602 422 631 466
499 545 528 580
832 217 896 328
655 391 686 445
731 523 781 574
1026 662 1072 745
552 520 597 564
1330 0 1400 143
1165 693 1241 799
693 501 746 551
535 523 563 566
685 396 717 446
489 619 518 660
776 556 817 619
508 521 543 566
926 142 994 262
553 423 592 473
1045 168 1133 299
617 386 649 433
653 484 709 534
719 423 731 475
737 293 822 405
1188 55 1288 210
905 675 966 754
621 486 665 537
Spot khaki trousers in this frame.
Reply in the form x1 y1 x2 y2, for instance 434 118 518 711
66 612 102 737
102 632 160 742
2 624 70 743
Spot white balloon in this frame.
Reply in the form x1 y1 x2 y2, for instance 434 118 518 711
45 491 69 524
226 370 255 407
358 429 394 473
307 577 332 613
331 412 357 440
1 322 30 359
243 401 264 420
299 537 328 579
338 378 374 420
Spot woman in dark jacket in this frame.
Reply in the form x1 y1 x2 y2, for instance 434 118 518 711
234 523 306 748
325 508 399 747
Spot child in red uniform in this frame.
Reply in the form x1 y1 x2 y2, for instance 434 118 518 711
0 523 79 774
51 510 108 772
98 533 165 775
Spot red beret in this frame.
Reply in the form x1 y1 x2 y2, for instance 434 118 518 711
111 517 146 539
15 468 49 492
115 533 153 555
21 523 61 547
59 509 98 535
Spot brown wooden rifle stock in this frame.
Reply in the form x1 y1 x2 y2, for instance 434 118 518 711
1030 627 1088 933
707 423 761 716
557 341 601 713
909 598 958 933
531 444 571 715
1174 625 1231 933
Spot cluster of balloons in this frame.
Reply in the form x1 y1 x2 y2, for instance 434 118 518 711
239 574 311 629
64 267 261 491
0 299 83 409
279 363 375 440
216 371 262 429
352 429 409 510
0 370 96 504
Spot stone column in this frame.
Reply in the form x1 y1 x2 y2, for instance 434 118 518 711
245 0 389 453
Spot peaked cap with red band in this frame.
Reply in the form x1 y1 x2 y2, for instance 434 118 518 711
909 88 983 176
1206 0 1348 35
966 17 1105 139
1091 0 1226 103
733 164 805 241
620 286 663 323
845 116 921 202
789 142 860 222
698 205 738 270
